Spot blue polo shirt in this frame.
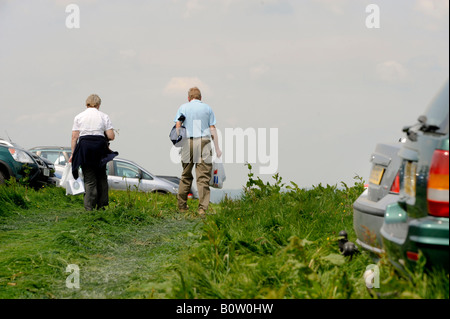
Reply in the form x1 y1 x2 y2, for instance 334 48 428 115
174 99 216 138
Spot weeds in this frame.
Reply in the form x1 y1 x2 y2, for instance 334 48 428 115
171 167 448 299
0 179 31 216
0 183 199 298
0 169 448 299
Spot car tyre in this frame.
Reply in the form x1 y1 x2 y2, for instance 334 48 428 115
0 169 7 185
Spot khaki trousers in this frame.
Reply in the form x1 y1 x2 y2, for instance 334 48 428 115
178 138 212 211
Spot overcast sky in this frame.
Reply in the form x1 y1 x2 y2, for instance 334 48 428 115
0 0 448 190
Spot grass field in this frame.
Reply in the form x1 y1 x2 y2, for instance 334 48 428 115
0 170 448 299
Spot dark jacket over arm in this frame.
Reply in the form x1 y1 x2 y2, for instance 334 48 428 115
72 135 116 179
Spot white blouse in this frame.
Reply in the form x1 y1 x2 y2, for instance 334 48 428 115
72 108 113 137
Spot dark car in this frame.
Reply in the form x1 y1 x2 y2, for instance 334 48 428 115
0 139 57 187
29 146 72 179
380 80 449 272
353 141 403 255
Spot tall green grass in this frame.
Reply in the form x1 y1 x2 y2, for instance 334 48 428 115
0 182 201 298
0 170 448 299
170 167 449 299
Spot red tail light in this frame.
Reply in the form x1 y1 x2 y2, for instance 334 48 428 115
406 251 419 261
427 149 449 217
390 172 400 194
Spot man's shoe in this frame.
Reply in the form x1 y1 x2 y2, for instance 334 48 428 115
198 208 206 217
178 206 189 213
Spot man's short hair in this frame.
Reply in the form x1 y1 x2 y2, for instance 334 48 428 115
86 94 102 108
188 87 202 100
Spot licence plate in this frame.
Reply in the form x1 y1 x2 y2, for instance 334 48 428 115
43 168 50 177
369 165 385 185
404 161 417 197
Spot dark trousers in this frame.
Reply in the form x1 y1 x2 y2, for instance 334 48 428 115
81 164 109 211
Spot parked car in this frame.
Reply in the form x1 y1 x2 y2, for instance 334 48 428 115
380 80 449 272
29 146 197 196
28 146 71 179
156 175 197 199
0 138 57 187
106 158 179 194
353 140 403 255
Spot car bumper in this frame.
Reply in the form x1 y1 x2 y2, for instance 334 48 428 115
45 176 59 186
32 167 56 186
381 202 449 272
353 190 399 254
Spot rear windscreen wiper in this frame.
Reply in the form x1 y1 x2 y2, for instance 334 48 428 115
403 115 441 141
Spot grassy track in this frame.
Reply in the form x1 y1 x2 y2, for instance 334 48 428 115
0 184 202 298
0 172 448 299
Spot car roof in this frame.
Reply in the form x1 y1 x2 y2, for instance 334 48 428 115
29 146 71 151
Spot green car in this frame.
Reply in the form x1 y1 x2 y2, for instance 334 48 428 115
380 80 449 273
0 141 56 187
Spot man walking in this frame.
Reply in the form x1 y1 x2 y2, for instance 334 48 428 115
174 87 222 216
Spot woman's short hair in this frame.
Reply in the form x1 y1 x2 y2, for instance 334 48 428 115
188 87 202 100
86 94 102 108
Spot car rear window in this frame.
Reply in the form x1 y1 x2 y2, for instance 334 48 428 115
422 81 449 134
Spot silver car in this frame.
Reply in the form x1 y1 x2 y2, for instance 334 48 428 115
106 157 179 194
353 141 404 255
29 146 181 195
